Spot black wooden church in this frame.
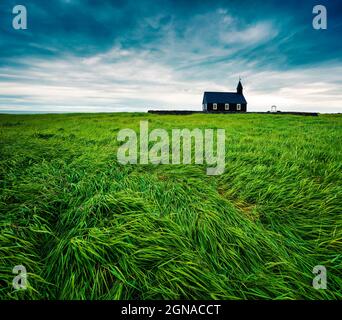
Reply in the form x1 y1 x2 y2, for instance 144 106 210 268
202 80 247 112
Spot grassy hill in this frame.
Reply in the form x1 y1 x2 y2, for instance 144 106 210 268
0 112 341 299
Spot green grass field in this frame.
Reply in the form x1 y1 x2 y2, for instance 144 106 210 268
0 112 341 300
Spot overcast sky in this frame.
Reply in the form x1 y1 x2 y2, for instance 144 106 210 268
0 0 341 113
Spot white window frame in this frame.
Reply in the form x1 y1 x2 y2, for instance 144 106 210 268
237 104 241 111
213 103 217 110
225 103 229 110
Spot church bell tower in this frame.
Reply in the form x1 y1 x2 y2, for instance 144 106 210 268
237 79 243 95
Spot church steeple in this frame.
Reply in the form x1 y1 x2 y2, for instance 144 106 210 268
237 79 243 95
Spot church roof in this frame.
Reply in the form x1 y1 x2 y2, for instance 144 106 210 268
202 92 247 104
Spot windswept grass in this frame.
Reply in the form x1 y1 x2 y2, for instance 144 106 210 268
0 113 341 300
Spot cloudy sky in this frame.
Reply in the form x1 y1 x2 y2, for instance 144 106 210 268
0 0 341 113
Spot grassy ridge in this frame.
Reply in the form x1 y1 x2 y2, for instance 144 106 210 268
0 113 341 299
